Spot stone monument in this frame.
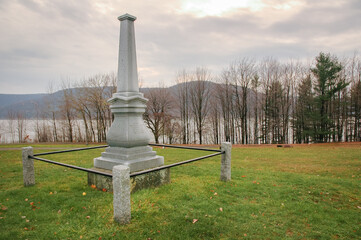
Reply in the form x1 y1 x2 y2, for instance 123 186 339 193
88 13 169 192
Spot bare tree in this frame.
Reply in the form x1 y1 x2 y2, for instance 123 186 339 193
190 67 212 144
233 58 255 144
218 67 237 143
349 55 361 141
16 111 26 143
279 61 298 144
251 74 260 144
209 86 220 144
6 110 16 143
143 86 173 143
44 82 59 142
59 81 75 142
176 70 192 144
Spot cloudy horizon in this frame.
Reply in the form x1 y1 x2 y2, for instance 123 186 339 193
0 0 360 94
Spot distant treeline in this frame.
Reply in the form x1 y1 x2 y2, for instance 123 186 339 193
2 52 361 144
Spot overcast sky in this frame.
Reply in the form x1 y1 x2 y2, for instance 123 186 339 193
0 0 360 94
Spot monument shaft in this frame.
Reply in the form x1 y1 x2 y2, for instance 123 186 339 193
117 14 139 93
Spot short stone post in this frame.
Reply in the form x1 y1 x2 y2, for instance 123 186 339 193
112 165 131 224
22 147 35 186
220 142 231 182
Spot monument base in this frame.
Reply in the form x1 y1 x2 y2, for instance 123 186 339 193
93 146 164 172
88 167 170 193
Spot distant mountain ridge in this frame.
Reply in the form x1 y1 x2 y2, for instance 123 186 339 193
0 89 71 119
0 93 47 119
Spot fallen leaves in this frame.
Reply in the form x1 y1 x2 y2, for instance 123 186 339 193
192 219 198 224
29 202 39 210
24 227 35 231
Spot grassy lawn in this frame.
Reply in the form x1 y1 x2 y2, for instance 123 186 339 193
0 143 360 239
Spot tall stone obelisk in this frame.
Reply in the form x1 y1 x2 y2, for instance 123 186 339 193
93 13 164 173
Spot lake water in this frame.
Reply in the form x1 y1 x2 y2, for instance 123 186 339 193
0 119 89 144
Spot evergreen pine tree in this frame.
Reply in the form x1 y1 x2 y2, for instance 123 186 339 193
311 52 348 142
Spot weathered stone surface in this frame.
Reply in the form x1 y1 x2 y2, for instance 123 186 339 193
88 168 113 191
112 165 131 224
94 146 164 172
220 142 232 181
22 147 35 186
116 13 138 93
94 13 164 173
88 167 170 193
130 168 170 193
105 98 152 148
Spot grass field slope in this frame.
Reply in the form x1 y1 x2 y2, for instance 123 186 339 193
0 142 360 239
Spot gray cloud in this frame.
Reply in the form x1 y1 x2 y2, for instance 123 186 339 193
0 0 360 93
269 0 361 36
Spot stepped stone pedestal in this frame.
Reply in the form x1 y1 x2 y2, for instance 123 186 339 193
88 13 169 192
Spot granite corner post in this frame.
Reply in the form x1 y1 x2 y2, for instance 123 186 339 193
112 165 131 224
22 147 35 186
220 142 231 182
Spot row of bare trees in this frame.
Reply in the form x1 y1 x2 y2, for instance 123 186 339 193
145 53 361 144
20 74 116 143
2 53 360 144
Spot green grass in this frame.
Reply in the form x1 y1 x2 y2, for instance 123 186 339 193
0 143 360 239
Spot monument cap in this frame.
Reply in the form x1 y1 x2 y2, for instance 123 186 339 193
118 13 136 21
